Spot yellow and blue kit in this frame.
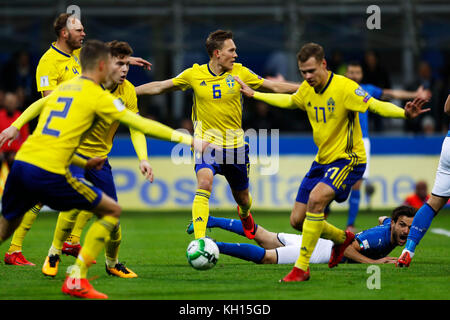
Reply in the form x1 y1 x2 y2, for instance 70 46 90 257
173 63 263 191
254 72 406 203
2 76 191 221
35 43 81 95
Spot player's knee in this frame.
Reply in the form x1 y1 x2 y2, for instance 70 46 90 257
307 192 327 212
108 203 122 218
197 177 213 192
290 214 303 231
260 251 277 264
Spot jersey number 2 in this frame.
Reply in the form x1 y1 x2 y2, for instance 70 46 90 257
42 97 73 137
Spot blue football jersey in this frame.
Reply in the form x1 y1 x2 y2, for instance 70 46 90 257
354 218 396 260
359 84 383 138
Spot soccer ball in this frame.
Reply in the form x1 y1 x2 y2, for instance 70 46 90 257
186 237 219 270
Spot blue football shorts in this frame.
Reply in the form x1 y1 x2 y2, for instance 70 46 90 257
194 143 250 191
2 160 103 221
296 158 366 204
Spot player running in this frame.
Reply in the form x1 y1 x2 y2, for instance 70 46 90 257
397 93 450 267
0 40 207 299
3 12 151 266
187 205 415 265
235 42 429 282
136 30 299 241
344 61 432 233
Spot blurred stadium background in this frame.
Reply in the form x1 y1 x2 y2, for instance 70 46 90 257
1 0 449 210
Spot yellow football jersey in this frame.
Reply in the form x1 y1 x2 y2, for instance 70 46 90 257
172 63 264 148
292 72 371 164
16 76 127 175
76 79 139 159
36 43 81 94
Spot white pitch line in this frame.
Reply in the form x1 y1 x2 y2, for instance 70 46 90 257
431 228 450 238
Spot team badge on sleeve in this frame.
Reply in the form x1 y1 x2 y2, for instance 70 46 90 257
113 98 126 111
40 75 50 88
355 86 367 97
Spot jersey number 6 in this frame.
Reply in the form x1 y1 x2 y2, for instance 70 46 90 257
212 84 221 99
42 97 73 137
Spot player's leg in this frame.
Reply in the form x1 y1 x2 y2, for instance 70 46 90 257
64 210 93 252
347 179 362 233
398 194 447 267
4 204 42 266
43 208 80 276
63 193 120 299
276 234 333 265
0 161 39 247
232 188 256 239
294 182 337 271
398 137 450 267
192 167 213 239
224 144 256 239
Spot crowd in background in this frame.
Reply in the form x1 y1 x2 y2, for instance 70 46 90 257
0 48 449 143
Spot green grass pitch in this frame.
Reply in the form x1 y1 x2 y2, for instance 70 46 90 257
0 209 449 300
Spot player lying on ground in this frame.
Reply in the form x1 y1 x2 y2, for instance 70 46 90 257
0 40 208 299
344 61 431 233
187 205 415 265
235 42 429 282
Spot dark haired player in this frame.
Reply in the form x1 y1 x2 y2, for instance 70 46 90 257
136 29 299 241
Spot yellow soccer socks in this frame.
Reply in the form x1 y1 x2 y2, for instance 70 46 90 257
66 210 94 245
192 189 210 239
105 223 121 268
48 209 79 256
295 212 324 271
7 204 41 253
321 220 346 245
70 215 119 279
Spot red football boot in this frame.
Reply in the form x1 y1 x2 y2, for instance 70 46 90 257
4 252 36 266
280 267 310 282
62 242 96 264
396 251 412 268
328 230 355 268
237 206 256 240
62 276 108 299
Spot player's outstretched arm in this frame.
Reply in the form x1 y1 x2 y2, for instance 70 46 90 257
259 77 300 94
129 56 152 70
234 76 296 109
368 96 429 119
135 79 178 96
382 85 432 101
117 110 209 152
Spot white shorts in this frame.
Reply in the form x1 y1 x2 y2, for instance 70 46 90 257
431 136 450 197
275 233 334 264
363 137 371 179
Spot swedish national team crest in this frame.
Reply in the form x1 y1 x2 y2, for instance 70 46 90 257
327 97 335 112
226 74 235 88
226 74 236 94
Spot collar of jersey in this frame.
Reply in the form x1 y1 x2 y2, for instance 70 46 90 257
207 63 226 77
51 43 71 58
317 71 334 94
